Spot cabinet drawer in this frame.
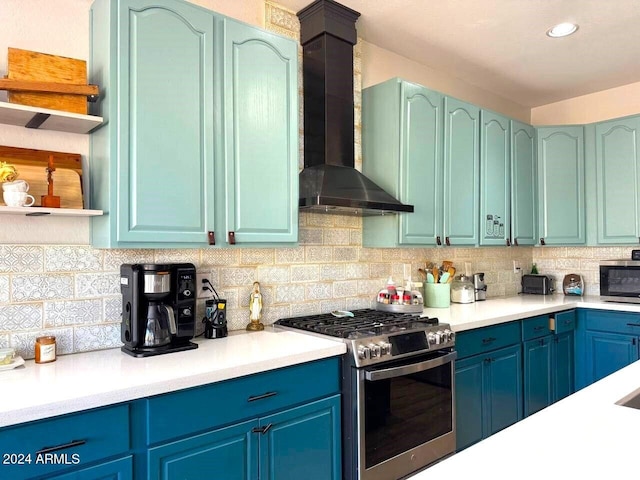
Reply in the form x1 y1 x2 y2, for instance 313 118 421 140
146 357 340 444
456 322 521 359
553 310 576 334
584 310 640 335
522 315 552 341
0 404 129 479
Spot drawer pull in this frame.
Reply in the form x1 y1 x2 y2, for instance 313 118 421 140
247 391 278 402
627 323 640 328
36 439 86 455
564 320 573 325
482 337 497 345
533 325 546 331
252 423 273 435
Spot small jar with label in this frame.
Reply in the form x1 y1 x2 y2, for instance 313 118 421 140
35 336 56 364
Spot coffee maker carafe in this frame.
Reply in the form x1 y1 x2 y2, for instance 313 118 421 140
120 263 198 357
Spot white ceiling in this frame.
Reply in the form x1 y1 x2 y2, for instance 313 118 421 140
277 0 640 107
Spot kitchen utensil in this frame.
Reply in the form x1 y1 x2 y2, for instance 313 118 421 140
440 272 450 283
432 266 439 283
331 310 355 318
447 266 456 279
427 272 435 283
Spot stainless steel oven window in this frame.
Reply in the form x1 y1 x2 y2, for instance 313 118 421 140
356 351 456 479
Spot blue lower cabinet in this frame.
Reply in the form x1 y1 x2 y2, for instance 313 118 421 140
147 396 340 480
523 336 553 417
0 405 130 480
455 344 522 451
553 332 574 402
48 456 133 480
576 309 640 388
585 330 639 383
260 396 341 480
148 420 257 480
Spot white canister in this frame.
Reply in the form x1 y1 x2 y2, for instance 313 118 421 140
451 275 476 304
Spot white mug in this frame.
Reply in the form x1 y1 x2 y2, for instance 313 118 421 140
3 191 35 207
2 180 29 192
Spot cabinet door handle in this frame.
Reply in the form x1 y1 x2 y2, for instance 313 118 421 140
533 325 547 332
36 439 86 455
506 238 511 247
514 238 519 246
539 339 545 346
207 231 215 245
484 358 491 364
445 236 451 246
539 238 546 246
436 236 442 246
228 231 236 245
634 338 637 346
252 423 273 435
247 391 278 402
482 337 497 345
627 323 640 328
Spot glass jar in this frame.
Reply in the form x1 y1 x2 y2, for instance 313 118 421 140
35 336 56 364
450 275 475 304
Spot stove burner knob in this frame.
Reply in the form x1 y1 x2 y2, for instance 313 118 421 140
378 342 391 356
368 343 381 358
443 329 454 342
358 345 371 360
427 332 437 346
435 330 444 344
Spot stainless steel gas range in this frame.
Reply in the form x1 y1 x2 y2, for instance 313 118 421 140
275 309 457 480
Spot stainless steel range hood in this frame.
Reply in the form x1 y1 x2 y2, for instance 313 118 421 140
297 0 414 216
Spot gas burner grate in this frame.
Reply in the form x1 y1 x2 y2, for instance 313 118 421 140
275 309 439 339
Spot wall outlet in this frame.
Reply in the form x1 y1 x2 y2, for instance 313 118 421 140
196 273 215 299
513 260 521 274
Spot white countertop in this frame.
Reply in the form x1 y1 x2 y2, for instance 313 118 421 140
0 329 346 428
424 294 640 331
410 355 640 479
3 294 640 431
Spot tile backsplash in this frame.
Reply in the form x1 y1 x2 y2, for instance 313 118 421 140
0 212 534 359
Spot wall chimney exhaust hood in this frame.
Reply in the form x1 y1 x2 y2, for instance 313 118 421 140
297 0 414 216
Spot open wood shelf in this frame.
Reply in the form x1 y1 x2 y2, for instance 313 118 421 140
0 205 103 217
0 101 103 134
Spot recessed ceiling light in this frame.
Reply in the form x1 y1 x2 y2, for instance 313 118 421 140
546 22 579 38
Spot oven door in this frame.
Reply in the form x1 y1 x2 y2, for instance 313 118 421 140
356 350 457 480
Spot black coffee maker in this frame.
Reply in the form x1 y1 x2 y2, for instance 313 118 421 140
120 263 198 357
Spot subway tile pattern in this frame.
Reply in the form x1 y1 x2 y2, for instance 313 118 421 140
0 276 8 303
44 299 102 327
12 274 74 301
0 246 43 272
45 246 102 272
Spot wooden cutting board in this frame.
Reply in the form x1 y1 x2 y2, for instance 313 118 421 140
6 48 88 114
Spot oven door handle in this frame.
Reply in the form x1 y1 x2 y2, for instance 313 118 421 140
364 351 458 381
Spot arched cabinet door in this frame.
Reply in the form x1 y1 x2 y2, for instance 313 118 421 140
90 0 216 247
222 19 299 245
595 117 640 244
536 126 585 245
443 97 480 246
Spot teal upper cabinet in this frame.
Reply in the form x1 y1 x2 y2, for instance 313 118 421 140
444 97 480 246
510 121 537 245
594 116 640 244
89 0 298 248
222 19 298 245
90 0 215 247
536 126 585 245
362 79 443 247
480 111 510 246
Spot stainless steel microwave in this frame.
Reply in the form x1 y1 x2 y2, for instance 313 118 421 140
600 260 640 303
